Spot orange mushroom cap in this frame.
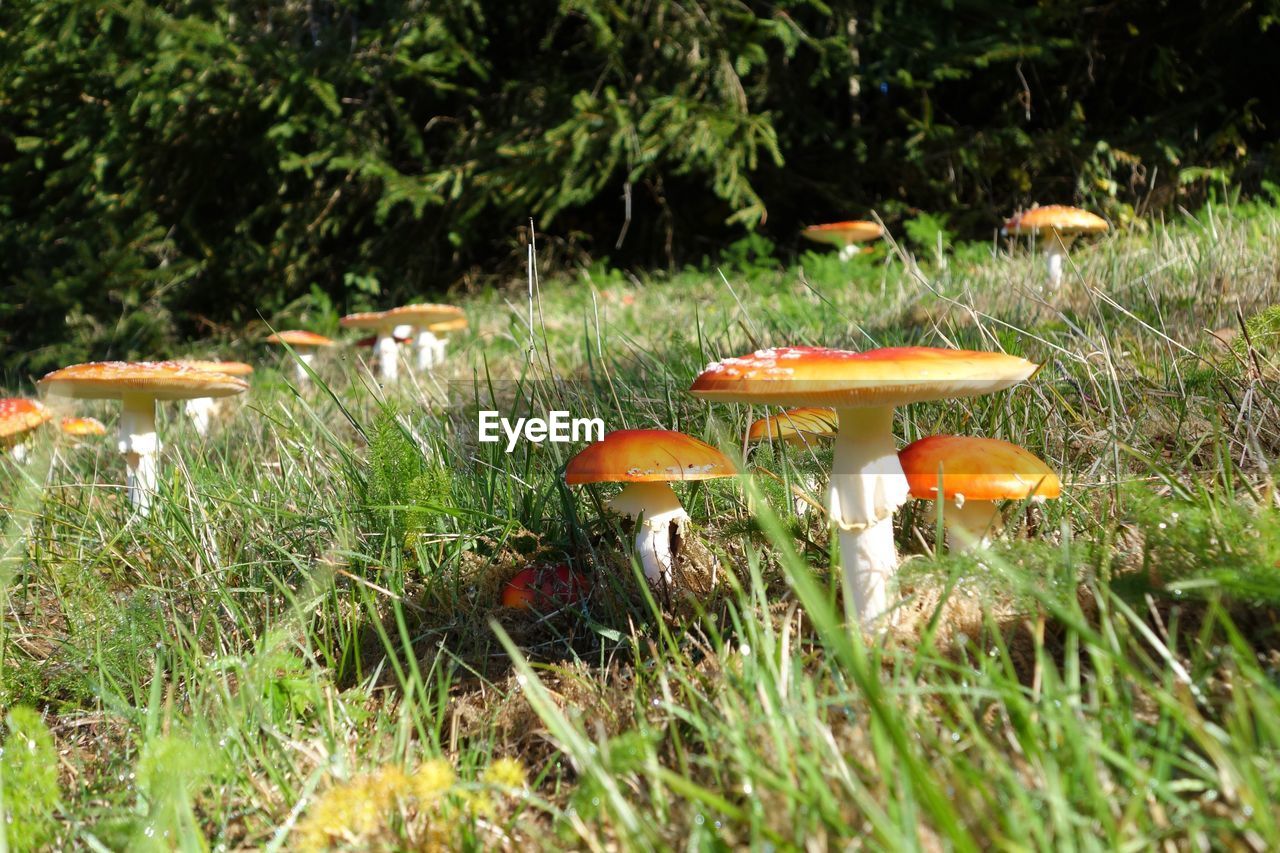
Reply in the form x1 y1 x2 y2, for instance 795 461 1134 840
501 564 588 609
1002 205 1108 237
266 330 335 347
428 317 469 334
746 407 837 443
0 398 53 440
178 359 255 377
59 416 108 437
38 362 249 401
386 303 465 326
691 346 1039 408
565 429 736 485
899 435 1061 501
801 221 884 247
339 310 396 330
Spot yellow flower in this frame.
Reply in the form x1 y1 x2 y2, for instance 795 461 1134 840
293 766 412 851
482 757 528 791
412 758 456 805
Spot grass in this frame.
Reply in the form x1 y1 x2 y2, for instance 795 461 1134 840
3 199 1280 849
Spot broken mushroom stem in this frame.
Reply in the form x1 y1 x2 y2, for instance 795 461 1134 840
607 481 690 585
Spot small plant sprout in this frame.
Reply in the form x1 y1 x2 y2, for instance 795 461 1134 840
0 398 53 463
900 435 1061 552
386 303 466 373
692 346 1039 628
340 310 403 382
38 362 248 514
265 330 335 383
800 220 884 261
746 407 837 515
565 429 736 585
177 360 254 437
1002 205 1109 289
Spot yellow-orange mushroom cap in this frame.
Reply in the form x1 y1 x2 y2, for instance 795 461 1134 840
39 361 249 400
746 407 837 444
178 359 255 377
801 220 884 247
565 429 736 485
1002 205 1108 237
386 303 465 326
266 330 335 347
900 435 1061 502
0 398 53 441
60 416 107 437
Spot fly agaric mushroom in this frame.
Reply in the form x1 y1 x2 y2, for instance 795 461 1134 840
501 563 589 610
386 304 466 373
746 407 837 515
177 360 254 437
0 398 53 463
900 435 1061 552
1002 205 1108 289
691 346 1039 627
801 221 884 261
426 316 469 365
38 362 248 514
340 310 402 382
265 330 335 384
565 429 737 585
60 416 107 437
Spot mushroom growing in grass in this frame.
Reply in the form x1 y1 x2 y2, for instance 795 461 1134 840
501 563 589 610
801 220 884 261
900 435 1061 552
0 398 53 463
39 362 248 514
265 330 335 384
426 316 469 365
565 430 736 585
386 304 466 373
60 417 107 438
691 346 1039 628
1002 205 1108 289
177 360 254 437
340 310 402 382
746 407 837 515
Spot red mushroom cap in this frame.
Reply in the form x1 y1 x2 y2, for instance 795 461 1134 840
0 398 53 440
801 221 884 247
501 564 588 609
1002 205 1108 237
899 435 1061 501
266 330 336 347
565 429 736 486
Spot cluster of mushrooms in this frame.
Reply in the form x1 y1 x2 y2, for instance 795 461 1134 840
2 302 466 516
546 344 1062 630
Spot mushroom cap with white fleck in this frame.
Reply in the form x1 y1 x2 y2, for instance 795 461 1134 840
900 435 1061 502
38 362 249 401
0 398 53 441
565 429 737 485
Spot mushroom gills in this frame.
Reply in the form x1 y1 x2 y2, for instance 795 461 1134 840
828 406 910 625
607 481 690 585
119 393 160 512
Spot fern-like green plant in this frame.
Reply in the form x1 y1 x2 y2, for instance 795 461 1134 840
0 707 61 851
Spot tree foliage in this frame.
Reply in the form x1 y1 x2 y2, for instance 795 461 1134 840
2 0 1277 375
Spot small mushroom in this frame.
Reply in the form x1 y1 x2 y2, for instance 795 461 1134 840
386 304 466 373
426 316 469 365
177 360 254 437
0 398 53 463
899 435 1061 552
60 416 107 438
1002 205 1108 289
501 563 589 610
746 407 837 515
340 311 402 382
801 220 884 261
265 330 336 384
38 362 248 514
565 429 736 585
691 346 1039 628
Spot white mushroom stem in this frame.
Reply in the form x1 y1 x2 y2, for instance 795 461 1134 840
607 481 690 585
433 335 448 364
119 394 159 514
838 244 859 262
931 497 1001 552
184 397 217 437
375 333 399 382
414 329 440 372
828 406 909 628
1043 232 1076 289
10 443 28 464
294 351 315 384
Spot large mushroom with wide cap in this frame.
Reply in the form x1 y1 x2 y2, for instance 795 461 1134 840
691 346 1039 627
265 330 335 384
565 429 737 585
177 360 254 437
0 398 53 463
39 362 248 514
900 435 1061 552
1002 205 1108 289
746 407 837 515
801 221 884 261
340 310 402 382
386 304 466 373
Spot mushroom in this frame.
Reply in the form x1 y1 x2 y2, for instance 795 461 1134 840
0 398 53 463
426 316 469 365
746 407 837 515
565 429 737 585
801 221 884 261
899 435 1061 552
38 362 248 514
1002 205 1109 289
340 311 402 382
386 304 466 373
265 330 336 384
501 563 589 610
176 360 254 437
690 346 1039 627
60 416 107 438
